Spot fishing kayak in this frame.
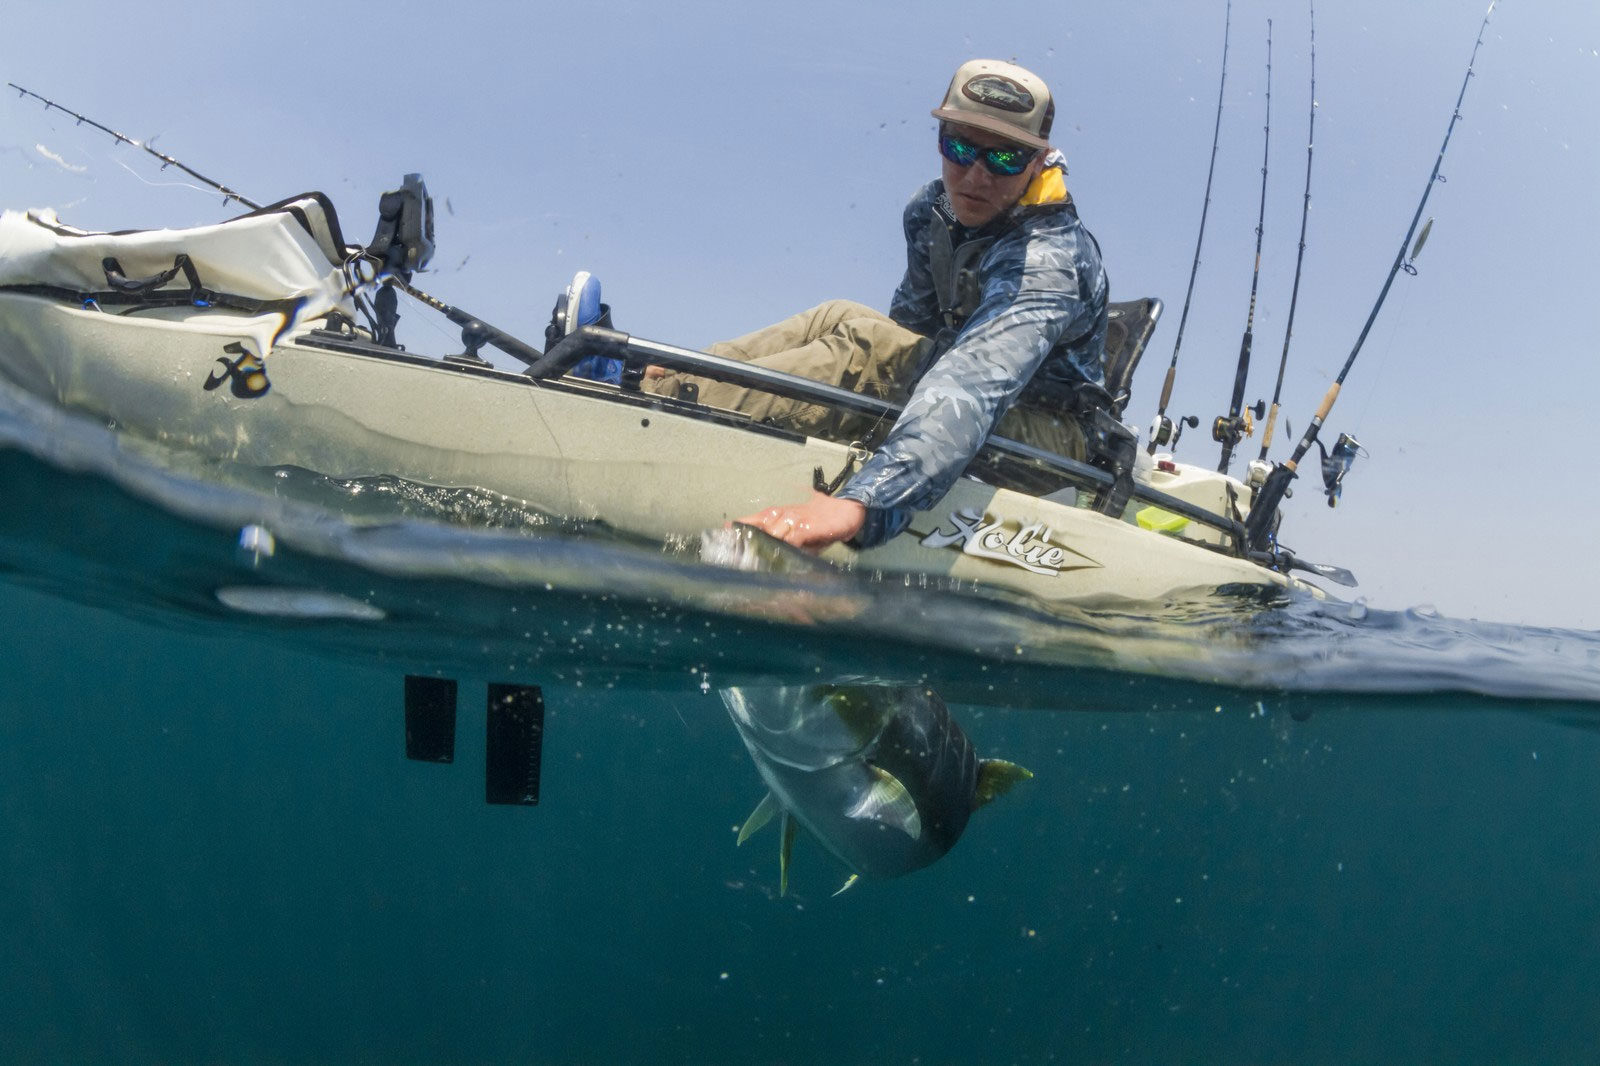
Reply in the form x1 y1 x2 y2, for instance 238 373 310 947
0 186 1334 606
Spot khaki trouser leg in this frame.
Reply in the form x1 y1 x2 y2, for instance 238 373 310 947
642 300 932 439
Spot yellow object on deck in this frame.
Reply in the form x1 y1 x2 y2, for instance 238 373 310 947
1136 506 1190 534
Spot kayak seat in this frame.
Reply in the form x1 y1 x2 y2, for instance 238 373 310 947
1101 296 1162 419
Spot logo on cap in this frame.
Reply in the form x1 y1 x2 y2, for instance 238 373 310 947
961 75 1035 114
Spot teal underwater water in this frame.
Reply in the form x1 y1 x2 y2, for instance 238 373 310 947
4 381 1600 1064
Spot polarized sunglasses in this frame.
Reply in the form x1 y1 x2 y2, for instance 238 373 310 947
938 130 1039 177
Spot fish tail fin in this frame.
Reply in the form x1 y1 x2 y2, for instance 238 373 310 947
972 758 1034 811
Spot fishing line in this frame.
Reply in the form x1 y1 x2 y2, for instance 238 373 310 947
110 155 225 201
1257 0 1316 465
1214 18 1274 476
1350 280 1417 431
1244 1 1501 554
1148 0 1232 455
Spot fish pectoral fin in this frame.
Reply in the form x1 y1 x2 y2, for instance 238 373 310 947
972 758 1034 811
846 766 922 840
832 874 861 898
737 792 781 846
779 813 796 898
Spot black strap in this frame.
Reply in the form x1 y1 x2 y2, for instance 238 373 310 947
0 279 306 321
101 253 215 305
103 254 182 294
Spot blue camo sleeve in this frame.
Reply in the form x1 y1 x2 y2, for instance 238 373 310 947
888 184 942 337
838 222 1098 546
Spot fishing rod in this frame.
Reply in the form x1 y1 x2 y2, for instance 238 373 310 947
7 83 262 210
1254 0 1317 472
1148 0 1231 456
1245 1 1500 555
1213 19 1273 476
6 83 548 368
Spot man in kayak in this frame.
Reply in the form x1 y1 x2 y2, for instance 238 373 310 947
620 59 1108 551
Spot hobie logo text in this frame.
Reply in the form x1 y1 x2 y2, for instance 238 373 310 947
920 508 1093 576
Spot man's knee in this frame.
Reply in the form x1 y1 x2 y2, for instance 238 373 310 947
811 298 882 321
795 300 892 345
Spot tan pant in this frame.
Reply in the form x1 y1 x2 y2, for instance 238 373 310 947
643 298 1086 462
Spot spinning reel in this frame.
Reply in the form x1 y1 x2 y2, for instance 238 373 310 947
1316 432 1365 507
1148 413 1199 453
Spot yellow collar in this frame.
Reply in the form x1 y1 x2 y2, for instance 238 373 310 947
1018 165 1069 207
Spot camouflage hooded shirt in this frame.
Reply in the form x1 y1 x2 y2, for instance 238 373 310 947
835 151 1109 546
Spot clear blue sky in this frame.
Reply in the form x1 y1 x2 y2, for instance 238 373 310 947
2 0 1596 627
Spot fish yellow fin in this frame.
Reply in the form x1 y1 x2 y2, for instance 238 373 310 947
846 766 921 840
737 792 780 846
832 874 861 898
972 758 1034 810
779 813 796 897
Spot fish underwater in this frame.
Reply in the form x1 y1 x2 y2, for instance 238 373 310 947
722 682 1032 895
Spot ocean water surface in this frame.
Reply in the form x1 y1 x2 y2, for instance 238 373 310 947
3 374 1600 1065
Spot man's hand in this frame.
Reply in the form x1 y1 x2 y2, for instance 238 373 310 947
737 492 867 551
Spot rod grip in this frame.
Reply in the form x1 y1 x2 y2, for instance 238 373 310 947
1157 366 1176 412
1260 404 1279 451
1314 382 1341 422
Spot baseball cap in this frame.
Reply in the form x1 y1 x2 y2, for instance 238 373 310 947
931 59 1054 150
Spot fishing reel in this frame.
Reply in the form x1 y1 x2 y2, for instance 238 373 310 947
1147 413 1199 453
1316 432 1366 507
1212 399 1266 448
